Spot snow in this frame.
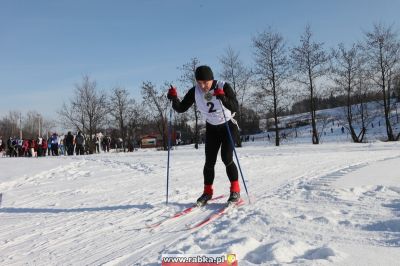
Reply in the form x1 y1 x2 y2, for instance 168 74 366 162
253 101 400 144
1 141 400 265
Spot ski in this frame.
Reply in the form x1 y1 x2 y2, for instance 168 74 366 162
0 193 2 207
147 195 225 228
187 198 245 230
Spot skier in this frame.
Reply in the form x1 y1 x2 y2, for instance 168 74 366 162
167 65 241 206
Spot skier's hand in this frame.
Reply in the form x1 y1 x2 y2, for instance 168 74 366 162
213 87 225 99
167 86 178 100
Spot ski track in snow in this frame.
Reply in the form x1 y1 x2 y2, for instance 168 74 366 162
1 142 400 265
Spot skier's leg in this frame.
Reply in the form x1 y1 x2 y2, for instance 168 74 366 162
203 123 222 191
197 124 221 206
221 121 240 202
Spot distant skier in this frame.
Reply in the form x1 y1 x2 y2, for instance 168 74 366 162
167 65 241 206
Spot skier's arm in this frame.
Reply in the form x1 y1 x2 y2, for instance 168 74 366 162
171 87 195 113
220 83 239 113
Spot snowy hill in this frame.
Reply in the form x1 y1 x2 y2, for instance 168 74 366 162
252 101 400 144
1 142 400 265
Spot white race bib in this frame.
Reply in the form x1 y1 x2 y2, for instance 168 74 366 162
194 81 233 125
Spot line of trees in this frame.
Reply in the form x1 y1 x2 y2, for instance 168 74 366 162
250 23 400 145
0 111 55 140
58 22 400 148
3 22 399 149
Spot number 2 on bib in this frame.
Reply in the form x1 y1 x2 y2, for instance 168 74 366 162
207 102 216 113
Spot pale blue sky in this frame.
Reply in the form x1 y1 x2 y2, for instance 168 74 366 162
1 0 399 117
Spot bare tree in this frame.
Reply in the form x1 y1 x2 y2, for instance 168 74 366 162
291 25 330 144
41 117 56 139
394 73 400 102
253 28 290 146
126 100 145 148
21 111 36 138
59 75 108 153
141 81 170 150
363 23 400 141
219 47 253 130
178 58 201 149
331 43 372 142
22 111 55 139
1 110 55 141
0 111 20 139
109 87 135 151
394 72 400 123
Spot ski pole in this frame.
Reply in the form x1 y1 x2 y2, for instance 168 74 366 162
166 108 173 205
166 85 174 205
218 99 250 203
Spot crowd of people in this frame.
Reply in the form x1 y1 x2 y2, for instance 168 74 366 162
0 132 113 157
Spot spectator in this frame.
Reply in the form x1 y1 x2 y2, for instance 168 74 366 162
60 136 65 155
102 136 111 152
75 131 85 155
22 139 30 157
65 132 74 156
37 137 43 157
30 139 37 157
95 136 100 153
51 133 59 156
42 138 48 157
47 137 52 156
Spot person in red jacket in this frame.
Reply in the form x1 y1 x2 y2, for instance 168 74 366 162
167 65 241 206
30 139 37 157
22 139 29 157
41 139 48 157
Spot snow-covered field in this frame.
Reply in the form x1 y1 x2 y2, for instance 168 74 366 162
253 101 400 144
1 141 400 265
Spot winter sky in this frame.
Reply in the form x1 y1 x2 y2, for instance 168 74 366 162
0 0 399 118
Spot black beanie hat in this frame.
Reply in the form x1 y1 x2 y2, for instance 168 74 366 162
195 65 214 81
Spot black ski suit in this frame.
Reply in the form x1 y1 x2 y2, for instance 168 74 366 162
171 80 239 186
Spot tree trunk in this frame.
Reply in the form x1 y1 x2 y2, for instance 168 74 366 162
309 86 319 144
307 61 319 144
273 83 280 146
346 86 361 143
379 47 395 141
